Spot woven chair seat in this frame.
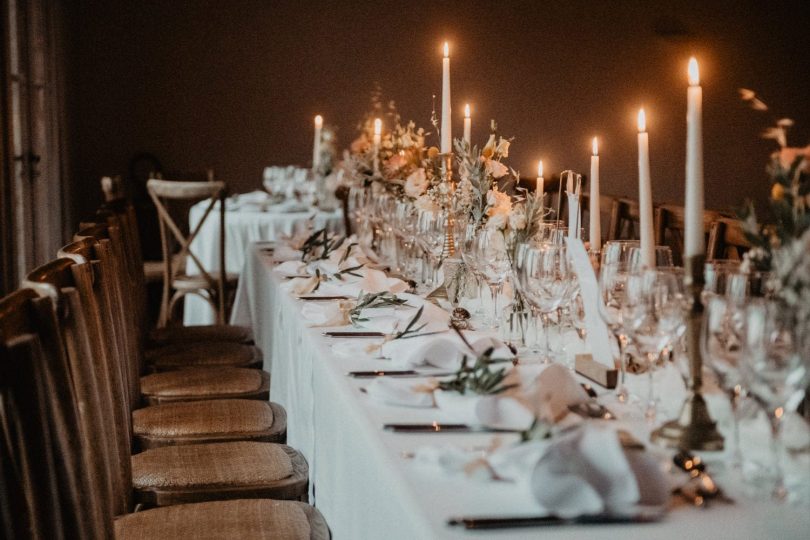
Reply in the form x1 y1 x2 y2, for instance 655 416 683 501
140 367 270 405
132 442 309 506
147 342 262 371
148 324 254 348
114 499 330 540
114 499 326 539
133 399 286 449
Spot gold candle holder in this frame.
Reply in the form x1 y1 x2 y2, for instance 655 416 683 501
440 153 456 259
650 253 724 450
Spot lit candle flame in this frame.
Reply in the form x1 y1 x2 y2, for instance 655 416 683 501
688 57 700 86
374 118 382 136
637 108 647 133
443 41 449 58
592 137 599 156
464 103 470 118
314 115 323 128
537 160 544 178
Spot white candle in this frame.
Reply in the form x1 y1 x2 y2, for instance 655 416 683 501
373 118 382 175
463 104 471 146
685 57 704 258
589 137 601 251
637 109 655 268
566 170 574 194
312 115 323 171
536 160 544 212
441 42 452 154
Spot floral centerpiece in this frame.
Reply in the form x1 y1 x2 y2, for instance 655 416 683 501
738 89 810 345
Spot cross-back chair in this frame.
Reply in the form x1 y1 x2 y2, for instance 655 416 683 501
607 197 642 241
654 204 728 266
707 217 752 261
147 178 235 326
0 289 329 538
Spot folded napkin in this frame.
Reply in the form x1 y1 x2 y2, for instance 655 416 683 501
300 301 351 327
385 333 514 371
272 245 303 262
433 390 535 431
317 268 409 297
365 378 435 408
530 424 669 518
274 260 307 276
520 364 590 424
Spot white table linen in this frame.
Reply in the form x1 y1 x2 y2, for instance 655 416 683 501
231 242 810 540
183 197 342 325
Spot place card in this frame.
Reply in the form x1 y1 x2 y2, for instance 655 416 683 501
565 238 614 367
575 354 617 389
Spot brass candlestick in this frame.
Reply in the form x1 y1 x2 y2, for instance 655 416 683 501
440 153 456 259
651 253 724 450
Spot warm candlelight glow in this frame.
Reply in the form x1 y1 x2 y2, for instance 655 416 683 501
373 118 382 136
537 160 544 178
637 108 647 133
443 41 449 58
592 137 598 156
688 57 700 86
464 103 470 118
314 114 323 128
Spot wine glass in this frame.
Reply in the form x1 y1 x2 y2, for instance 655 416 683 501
471 228 512 328
514 242 575 363
701 293 746 469
415 209 446 291
601 240 639 266
627 245 674 270
741 299 809 501
621 269 688 423
703 260 749 303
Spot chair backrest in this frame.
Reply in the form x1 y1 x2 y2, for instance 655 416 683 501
707 218 752 261
147 179 227 325
23 259 134 517
607 197 641 241
580 193 615 247
0 289 110 539
654 204 728 266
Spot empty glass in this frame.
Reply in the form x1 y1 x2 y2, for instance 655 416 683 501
627 245 674 270
471 228 512 328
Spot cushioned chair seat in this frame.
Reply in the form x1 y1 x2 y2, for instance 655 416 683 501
140 367 270 405
148 324 254 348
114 499 330 540
147 342 262 371
132 442 309 506
133 399 286 449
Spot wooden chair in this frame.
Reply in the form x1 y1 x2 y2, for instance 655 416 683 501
707 218 752 261
607 197 642 241
654 204 728 266
147 178 237 327
0 289 330 538
580 193 615 247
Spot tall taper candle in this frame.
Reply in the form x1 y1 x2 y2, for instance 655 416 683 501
373 118 382 175
312 115 323 171
537 160 544 214
685 57 704 257
589 137 601 251
441 42 452 153
637 109 655 267
463 104 471 146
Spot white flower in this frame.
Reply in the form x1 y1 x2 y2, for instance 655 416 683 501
487 212 508 230
485 159 509 179
485 188 512 230
509 209 527 230
414 194 439 212
404 168 428 198
482 134 497 158
495 137 510 157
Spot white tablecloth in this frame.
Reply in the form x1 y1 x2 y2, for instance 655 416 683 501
231 243 810 540
183 199 342 325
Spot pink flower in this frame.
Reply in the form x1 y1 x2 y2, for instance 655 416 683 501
485 159 509 179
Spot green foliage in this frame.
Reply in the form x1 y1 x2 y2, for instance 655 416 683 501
437 347 518 396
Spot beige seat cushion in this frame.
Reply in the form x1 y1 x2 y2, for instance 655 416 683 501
133 399 275 438
114 499 316 540
148 324 254 347
148 342 260 369
132 442 293 490
141 368 265 398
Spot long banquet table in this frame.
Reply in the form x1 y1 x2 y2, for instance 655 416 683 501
184 198 342 325
231 242 810 540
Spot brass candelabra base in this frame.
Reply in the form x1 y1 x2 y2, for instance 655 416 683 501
651 253 724 451
440 152 455 259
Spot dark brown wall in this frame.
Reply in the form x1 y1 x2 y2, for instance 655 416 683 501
65 0 810 224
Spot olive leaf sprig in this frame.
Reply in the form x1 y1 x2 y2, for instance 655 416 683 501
437 347 518 396
300 228 348 263
349 292 411 326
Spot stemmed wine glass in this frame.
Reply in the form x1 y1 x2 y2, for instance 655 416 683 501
514 242 575 363
621 269 688 423
627 245 674 270
415 209 446 291
701 293 747 469
741 299 809 501
471 228 512 328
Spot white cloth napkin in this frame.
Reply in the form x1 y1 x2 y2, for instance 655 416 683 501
317 268 409 297
300 301 350 327
530 424 669 518
365 378 435 408
385 333 514 371
272 245 302 262
274 260 307 276
521 364 590 423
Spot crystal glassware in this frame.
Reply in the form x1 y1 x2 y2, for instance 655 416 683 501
471 228 512 328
